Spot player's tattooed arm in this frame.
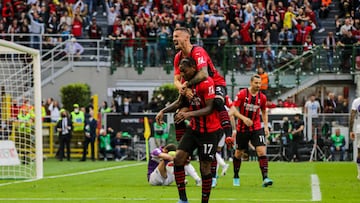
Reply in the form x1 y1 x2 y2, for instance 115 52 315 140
186 68 207 87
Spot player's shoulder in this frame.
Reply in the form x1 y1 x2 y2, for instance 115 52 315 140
174 51 182 60
201 76 214 85
352 97 360 104
192 46 208 56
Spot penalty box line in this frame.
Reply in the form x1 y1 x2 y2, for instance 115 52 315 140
311 174 322 202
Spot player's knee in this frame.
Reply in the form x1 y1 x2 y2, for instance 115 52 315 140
174 150 187 166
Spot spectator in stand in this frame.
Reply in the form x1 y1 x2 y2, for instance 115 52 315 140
105 0 117 36
262 46 276 72
243 3 255 26
111 98 120 113
183 0 196 16
277 99 284 107
65 37 84 61
267 22 280 46
266 100 277 108
311 0 325 33
88 17 103 60
283 96 297 107
293 18 316 46
134 31 146 67
279 26 294 46
59 10 73 32
324 92 337 113
283 6 296 31
2 2 14 25
330 128 346 161
334 95 349 113
337 30 359 73
158 26 171 66
108 28 124 65
340 17 356 35
322 31 337 72
266 1 281 25
18 21 30 46
195 0 210 15
72 8 84 38
302 35 316 73
28 7 45 49
47 12 60 35
146 21 159 67
277 46 295 67
123 17 135 68
119 97 132 116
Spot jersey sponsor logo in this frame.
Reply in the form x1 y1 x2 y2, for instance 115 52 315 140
243 102 260 112
197 56 206 65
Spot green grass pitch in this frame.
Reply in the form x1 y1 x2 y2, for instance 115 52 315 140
0 159 359 202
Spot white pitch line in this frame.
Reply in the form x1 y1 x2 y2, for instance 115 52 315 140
0 162 146 187
311 174 322 201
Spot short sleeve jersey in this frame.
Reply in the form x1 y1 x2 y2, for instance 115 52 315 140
233 88 267 132
174 46 226 86
187 77 221 133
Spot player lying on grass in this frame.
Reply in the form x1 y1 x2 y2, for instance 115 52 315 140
147 144 177 186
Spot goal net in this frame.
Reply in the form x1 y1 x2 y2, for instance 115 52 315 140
0 39 43 179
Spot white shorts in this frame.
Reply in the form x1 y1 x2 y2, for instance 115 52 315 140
356 133 360 148
218 134 225 148
149 167 174 186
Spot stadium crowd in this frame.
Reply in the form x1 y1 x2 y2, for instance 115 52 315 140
0 0 359 71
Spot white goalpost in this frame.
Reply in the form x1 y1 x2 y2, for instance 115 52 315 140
0 39 43 179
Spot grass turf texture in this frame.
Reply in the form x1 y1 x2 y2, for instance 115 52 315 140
0 159 359 202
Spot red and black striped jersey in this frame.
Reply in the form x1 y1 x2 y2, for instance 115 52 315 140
233 88 267 132
187 77 221 133
174 46 226 87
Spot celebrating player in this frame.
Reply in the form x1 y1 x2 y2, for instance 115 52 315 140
228 74 273 187
172 27 232 140
156 57 222 203
172 27 232 187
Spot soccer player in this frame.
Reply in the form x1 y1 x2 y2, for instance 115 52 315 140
156 57 222 203
212 95 236 188
172 27 232 187
172 27 232 140
228 74 273 187
349 97 360 180
147 144 177 186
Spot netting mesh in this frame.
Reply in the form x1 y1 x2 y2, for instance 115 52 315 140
0 53 37 179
